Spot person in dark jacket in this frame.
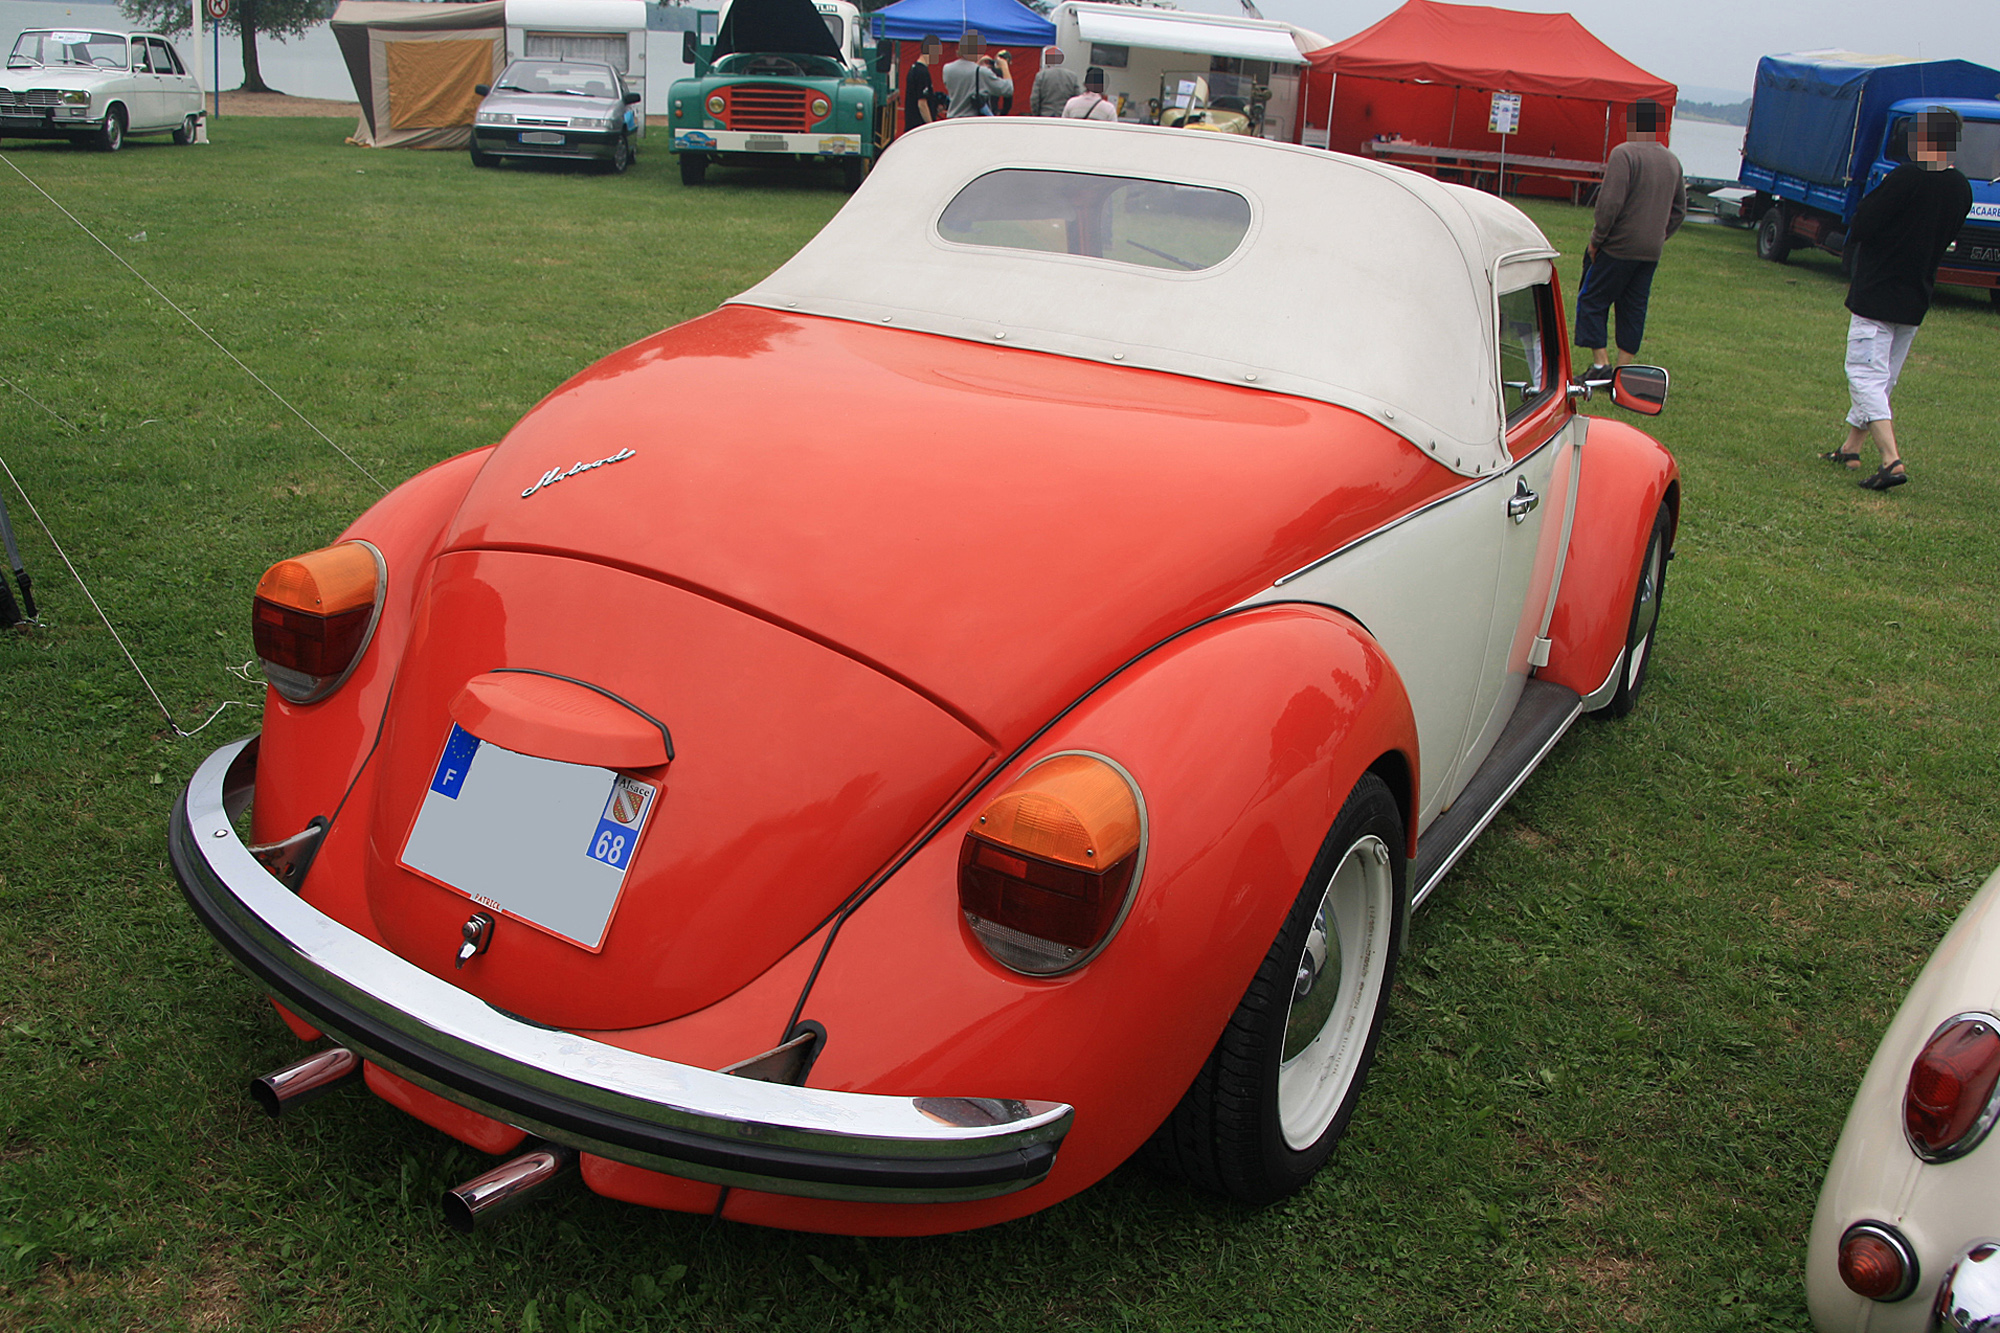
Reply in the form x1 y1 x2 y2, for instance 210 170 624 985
1822 107 1975 490
1573 100 1686 384
904 37 944 132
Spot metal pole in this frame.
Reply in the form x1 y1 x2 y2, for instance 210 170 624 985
0 490 35 624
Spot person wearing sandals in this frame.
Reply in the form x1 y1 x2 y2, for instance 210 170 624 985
1822 107 1974 491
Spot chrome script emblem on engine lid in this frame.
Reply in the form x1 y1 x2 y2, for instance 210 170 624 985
520 447 635 499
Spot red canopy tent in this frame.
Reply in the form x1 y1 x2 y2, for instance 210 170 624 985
1302 0 1675 194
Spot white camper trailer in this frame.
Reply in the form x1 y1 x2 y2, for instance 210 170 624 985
505 0 649 129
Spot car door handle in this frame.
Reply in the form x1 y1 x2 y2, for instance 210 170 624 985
1507 480 1539 524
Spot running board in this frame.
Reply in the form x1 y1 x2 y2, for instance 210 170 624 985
1409 680 1583 911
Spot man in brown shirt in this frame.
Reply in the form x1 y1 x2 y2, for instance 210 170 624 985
1573 100 1686 385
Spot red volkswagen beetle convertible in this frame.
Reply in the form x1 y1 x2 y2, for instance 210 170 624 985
171 118 1678 1236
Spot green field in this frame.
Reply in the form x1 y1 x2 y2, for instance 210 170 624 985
2 119 1996 1332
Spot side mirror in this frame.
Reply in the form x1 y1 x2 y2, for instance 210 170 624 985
682 31 697 63
1611 365 1668 415
474 84 490 96
623 90 641 104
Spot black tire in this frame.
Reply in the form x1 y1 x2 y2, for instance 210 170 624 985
841 156 864 192
1988 287 1999 309
1142 773 1405 1204
1593 501 1671 719
95 105 125 152
603 134 632 174
172 114 197 145
679 153 707 186
1755 206 1791 263
469 141 497 168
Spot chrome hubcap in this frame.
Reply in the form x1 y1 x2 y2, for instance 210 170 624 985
1277 834 1392 1149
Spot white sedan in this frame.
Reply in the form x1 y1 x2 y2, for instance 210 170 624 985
1809 866 2000 1331
1 29 204 151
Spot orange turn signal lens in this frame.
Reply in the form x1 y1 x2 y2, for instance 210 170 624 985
959 754 1144 975
252 542 384 704
1837 1223 1917 1302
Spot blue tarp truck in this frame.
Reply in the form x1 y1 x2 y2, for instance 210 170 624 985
1738 52 2000 305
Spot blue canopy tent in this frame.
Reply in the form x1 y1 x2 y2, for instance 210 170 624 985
870 0 1053 47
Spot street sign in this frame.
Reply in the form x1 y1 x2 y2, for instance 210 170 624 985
205 0 229 19
1488 91 1521 136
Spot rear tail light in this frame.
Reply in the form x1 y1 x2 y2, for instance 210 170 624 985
1839 1221 1919 1302
252 541 385 704
957 753 1144 975
1905 1013 2000 1162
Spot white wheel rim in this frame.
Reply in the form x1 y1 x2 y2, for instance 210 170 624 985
1277 834 1392 1149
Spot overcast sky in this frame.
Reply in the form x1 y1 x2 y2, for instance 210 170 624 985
1172 0 2000 102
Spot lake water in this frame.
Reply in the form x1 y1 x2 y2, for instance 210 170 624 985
1671 117 1747 184
2 0 355 101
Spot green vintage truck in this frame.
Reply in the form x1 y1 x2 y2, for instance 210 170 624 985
669 0 888 189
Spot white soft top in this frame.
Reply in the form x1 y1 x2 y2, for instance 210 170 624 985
731 118 1557 474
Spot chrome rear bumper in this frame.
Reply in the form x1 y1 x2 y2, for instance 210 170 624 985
170 736 1071 1203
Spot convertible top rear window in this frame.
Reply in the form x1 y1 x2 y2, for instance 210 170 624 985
937 169 1251 273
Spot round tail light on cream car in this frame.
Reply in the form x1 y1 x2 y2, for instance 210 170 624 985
251 541 385 704
1905 1013 2000 1162
1838 1221 1920 1302
957 753 1145 976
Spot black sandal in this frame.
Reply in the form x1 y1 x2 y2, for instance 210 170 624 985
1858 461 1908 491
1820 447 1862 468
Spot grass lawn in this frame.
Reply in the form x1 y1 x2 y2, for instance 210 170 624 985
1 119 1996 1332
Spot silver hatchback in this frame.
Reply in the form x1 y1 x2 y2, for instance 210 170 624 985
471 59 640 174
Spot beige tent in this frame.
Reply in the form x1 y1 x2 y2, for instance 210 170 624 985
332 1 506 149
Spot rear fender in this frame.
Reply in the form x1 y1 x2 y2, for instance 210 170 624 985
252 447 495 859
1537 419 1678 702
719 602 1419 1234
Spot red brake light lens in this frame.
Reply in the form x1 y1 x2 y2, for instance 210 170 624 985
958 753 1143 975
1905 1014 2000 1161
252 541 384 704
1838 1222 1918 1302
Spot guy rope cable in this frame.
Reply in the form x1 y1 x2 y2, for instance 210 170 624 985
0 152 389 495
0 153 385 738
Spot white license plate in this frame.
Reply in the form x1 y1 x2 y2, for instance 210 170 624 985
745 135 788 152
520 131 565 145
399 724 657 951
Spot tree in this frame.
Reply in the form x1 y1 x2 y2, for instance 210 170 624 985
118 0 334 95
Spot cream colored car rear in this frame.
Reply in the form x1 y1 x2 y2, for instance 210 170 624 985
1808 866 2000 1332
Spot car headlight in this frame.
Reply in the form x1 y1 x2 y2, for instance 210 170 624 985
602 111 623 130
706 93 725 116
252 541 385 704
809 96 830 120
476 111 513 125
62 89 90 105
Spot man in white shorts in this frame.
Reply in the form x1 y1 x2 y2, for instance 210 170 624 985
1821 108 1974 491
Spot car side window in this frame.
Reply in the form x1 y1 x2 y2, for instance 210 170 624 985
151 39 182 75
131 41 154 71
1497 283 1555 423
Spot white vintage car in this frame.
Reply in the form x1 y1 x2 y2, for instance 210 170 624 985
1 28 204 151
1809 865 2000 1331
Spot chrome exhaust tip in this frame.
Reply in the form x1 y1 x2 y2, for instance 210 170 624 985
249 1047 362 1118
442 1144 577 1234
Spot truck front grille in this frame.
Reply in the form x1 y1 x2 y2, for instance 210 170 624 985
1945 226 2000 268
723 85 810 133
